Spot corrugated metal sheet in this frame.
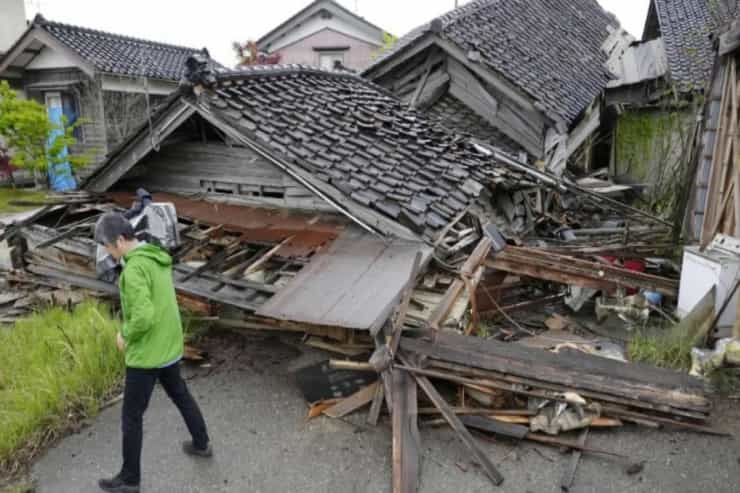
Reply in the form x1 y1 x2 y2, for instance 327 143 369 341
607 38 668 88
256 227 432 330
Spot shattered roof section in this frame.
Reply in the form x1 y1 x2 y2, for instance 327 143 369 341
34 14 215 80
196 65 506 236
652 0 740 90
364 0 619 124
607 38 668 88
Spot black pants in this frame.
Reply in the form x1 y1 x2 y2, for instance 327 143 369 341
119 362 209 485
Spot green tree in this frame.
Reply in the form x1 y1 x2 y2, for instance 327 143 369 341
0 80 90 187
371 31 399 59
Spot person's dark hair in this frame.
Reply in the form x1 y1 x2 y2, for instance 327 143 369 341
94 212 135 246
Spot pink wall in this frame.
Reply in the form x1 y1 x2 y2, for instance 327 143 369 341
277 28 380 71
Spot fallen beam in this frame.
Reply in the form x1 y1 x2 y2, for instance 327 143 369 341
399 355 504 487
486 246 678 297
392 370 421 493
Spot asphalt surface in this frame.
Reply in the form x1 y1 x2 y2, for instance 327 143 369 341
31 331 740 493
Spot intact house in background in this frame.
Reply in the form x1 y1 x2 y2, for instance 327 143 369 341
361 0 629 174
0 10 216 181
256 0 386 71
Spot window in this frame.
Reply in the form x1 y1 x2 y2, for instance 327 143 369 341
318 52 345 70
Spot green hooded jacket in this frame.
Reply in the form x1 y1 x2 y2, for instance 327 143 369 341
119 243 183 369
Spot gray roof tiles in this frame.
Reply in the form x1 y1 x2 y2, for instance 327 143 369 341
199 66 514 234
364 0 619 125
652 0 740 90
35 15 214 81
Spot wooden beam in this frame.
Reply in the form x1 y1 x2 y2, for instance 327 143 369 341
323 382 379 419
85 101 196 192
560 428 589 492
364 33 438 82
409 55 436 109
447 58 543 156
391 370 421 493
390 252 423 352
367 381 385 426
433 37 545 121
428 279 465 330
400 356 504 486
243 235 295 276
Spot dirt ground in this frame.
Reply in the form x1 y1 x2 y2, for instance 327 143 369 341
28 330 740 493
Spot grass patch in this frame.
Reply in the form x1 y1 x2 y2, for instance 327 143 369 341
628 326 693 371
0 301 124 480
1 479 34 493
711 367 740 395
0 188 46 214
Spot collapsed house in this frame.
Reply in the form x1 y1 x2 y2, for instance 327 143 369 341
0 57 723 491
361 0 628 174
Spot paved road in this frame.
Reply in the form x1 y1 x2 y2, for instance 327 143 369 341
32 331 740 493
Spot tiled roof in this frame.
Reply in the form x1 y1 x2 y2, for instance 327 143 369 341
425 93 526 157
196 65 513 236
652 0 740 90
364 0 619 125
34 15 213 81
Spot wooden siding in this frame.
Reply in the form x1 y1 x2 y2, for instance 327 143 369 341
120 141 334 211
376 49 545 157
22 69 109 178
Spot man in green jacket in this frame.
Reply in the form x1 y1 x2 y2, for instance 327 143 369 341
94 212 211 493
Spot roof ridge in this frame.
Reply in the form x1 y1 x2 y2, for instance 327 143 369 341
35 14 206 54
212 63 399 98
438 0 500 30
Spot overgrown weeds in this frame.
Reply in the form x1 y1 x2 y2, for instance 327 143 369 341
628 326 693 371
0 301 123 481
0 188 46 214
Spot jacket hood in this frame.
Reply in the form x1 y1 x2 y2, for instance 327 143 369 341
124 243 172 267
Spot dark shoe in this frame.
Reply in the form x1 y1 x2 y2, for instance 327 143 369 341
182 440 213 458
98 475 140 493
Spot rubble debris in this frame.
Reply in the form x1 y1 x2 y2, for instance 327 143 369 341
323 382 379 419
295 360 377 404
560 428 588 492
690 338 740 378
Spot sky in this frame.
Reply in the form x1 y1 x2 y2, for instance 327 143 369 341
21 0 652 67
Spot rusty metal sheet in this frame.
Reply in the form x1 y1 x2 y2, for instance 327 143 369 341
107 191 347 257
256 227 432 330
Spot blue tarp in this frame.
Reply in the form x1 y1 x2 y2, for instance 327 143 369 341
47 105 77 192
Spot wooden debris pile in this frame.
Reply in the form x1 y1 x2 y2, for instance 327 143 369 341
314 234 724 492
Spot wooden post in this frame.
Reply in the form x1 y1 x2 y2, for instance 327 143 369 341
391 370 420 493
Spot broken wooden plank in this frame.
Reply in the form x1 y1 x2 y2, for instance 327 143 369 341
243 235 295 276
323 381 379 418
399 355 504 486
428 279 465 330
560 428 589 492
392 370 421 493
486 246 679 297
461 416 627 458
400 333 709 414
390 251 423 352
367 380 385 426
329 360 376 372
